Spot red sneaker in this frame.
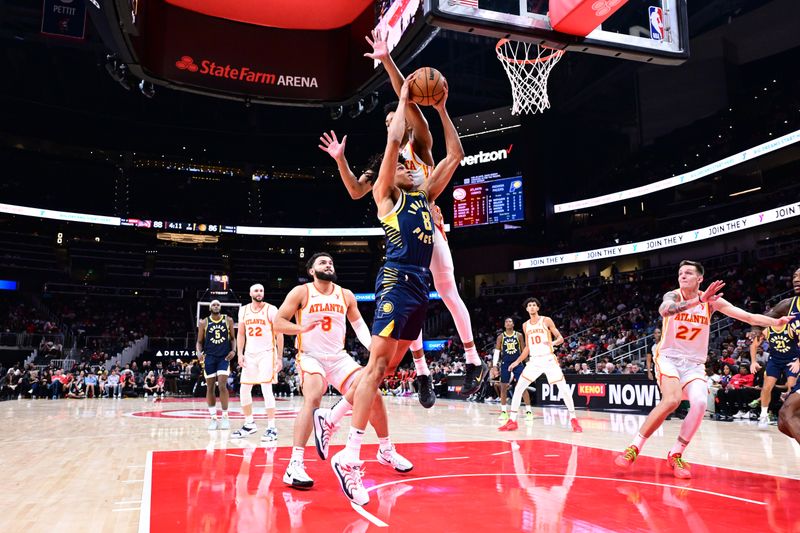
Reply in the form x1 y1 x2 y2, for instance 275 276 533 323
498 419 518 431
614 445 639 469
667 453 691 479
570 418 583 433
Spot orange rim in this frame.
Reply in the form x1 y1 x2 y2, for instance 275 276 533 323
495 39 564 65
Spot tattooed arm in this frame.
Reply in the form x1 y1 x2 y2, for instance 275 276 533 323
659 279 725 318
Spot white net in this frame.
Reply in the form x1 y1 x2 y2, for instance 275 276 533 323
495 39 565 115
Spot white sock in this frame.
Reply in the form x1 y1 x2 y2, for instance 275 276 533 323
291 446 304 462
329 398 352 425
760 406 769 418
221 409 228 418
378 436 392 451
670 439 688 456
464 345 481 366
413 355 430 376
501 404 508 412
245 415 255 425
632 432 647 450
509 411 519 422
268 419 276 429
344 427 365 460
208 406 217 418
526 405 532 413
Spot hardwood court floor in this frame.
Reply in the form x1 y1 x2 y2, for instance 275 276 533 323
2 395 798 532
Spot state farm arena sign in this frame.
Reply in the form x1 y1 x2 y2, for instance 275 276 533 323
537 375 661 413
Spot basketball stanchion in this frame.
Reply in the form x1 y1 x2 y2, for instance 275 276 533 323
495 39 565 115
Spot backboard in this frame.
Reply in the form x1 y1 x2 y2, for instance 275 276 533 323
424 0 689 65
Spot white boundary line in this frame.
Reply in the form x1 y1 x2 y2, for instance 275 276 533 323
434 456 470 461
350 502 389 527
365 473 766 506
138 451 153 533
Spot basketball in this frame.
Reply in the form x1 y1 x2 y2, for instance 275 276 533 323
409 67 446 106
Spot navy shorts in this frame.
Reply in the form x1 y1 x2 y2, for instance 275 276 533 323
203 355 230 378
765 357 799 380
372 262 431 341
500 357 524 384
792 379 800 395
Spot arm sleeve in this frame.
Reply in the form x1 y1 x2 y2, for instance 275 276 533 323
351 317 372 350
492 349 500 366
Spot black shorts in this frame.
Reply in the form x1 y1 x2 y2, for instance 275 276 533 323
372 262 431 341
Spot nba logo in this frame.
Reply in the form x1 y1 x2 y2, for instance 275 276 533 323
649 6 664 41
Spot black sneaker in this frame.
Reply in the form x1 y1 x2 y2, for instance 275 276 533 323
415 374 435 409
462 361 488 396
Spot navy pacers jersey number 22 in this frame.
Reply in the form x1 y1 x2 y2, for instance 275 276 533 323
373 189 434 341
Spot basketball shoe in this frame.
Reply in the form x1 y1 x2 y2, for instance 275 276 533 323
498 411 509 422
219 417 230 430
615 445 639 469
525 410 534 421
207 418 219 431
498 419 518 431
262 427 278 442
312 407 337 460
415 374 436 408
462 361 489 396
283 459 314 489
231 423 258 439
570 418 583 433
667 453 691 479
331 450 369 506
377 445 414 472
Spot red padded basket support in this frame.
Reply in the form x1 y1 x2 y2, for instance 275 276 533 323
549 0 630 37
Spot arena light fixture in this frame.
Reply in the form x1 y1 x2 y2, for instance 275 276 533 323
330 105 344 120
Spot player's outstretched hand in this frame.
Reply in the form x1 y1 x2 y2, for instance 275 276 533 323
699 280 725 304
364 28 389 62
775 315 794 327
750 360 761 375
318 130 347 161
788 358 800 375
432 78 449 111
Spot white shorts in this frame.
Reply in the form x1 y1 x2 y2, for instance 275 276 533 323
655 355 706 389
521 356 565 384
240 350 278 385
297 351 361 393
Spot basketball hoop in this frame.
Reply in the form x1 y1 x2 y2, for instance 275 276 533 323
495 39 565 115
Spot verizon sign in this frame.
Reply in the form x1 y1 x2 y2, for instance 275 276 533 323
460 145 513 166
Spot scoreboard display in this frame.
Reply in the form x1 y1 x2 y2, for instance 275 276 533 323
452 173 524 228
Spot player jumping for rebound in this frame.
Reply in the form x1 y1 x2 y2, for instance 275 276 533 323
498 298 582 433
326 76 463 506
318 28 487 406
273 252 413 489
615 260 792 478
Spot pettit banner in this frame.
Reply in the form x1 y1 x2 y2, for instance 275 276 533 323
536 374 661 414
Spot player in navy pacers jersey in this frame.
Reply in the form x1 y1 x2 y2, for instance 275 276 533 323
325 76 464 506
196 300 236 430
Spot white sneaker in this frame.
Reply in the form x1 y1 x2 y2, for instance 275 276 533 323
208 419 219 431
231 423 258 438
758 415 769 429
219 417 230 430
312 408 337 460
331 450 369 506
377 445 414 473
733 411 747 419
283 459 314 489
262 427 278 442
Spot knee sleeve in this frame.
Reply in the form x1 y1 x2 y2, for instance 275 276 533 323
239 383 253 406
262 383 276 409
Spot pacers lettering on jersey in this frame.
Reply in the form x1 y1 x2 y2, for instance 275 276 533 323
673 312 709 325
408 198 433 245
308 302 345 314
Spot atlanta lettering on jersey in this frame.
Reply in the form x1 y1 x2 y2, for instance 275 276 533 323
308 302 345 314
244 318 267 326
673 312 709 325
